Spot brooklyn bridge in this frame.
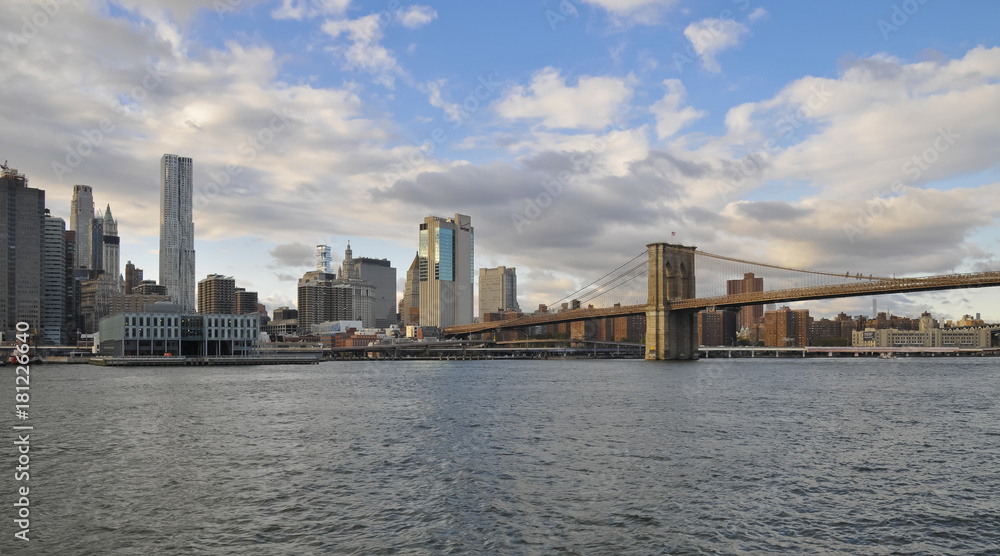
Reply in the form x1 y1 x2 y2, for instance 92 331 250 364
444 243 1000 360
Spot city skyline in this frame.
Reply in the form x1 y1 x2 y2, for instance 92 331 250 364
2 1 999 322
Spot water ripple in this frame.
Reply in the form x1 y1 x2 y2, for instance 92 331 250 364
2 359 999 554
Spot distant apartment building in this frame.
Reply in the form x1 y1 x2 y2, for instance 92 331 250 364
108 291 172 316
297 270 374 331
135 280 169 296
919 311 938 331
807 316 854 346
418 214 474 328
763 306 809 347
956 314 986 327
273 306 297 322
235 287 258 315
197 274 236 314
264 305 298 339
697 308 738 346
479 266 520 317
727 273 764 331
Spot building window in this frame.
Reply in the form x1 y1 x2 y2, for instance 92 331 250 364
437 227 454 281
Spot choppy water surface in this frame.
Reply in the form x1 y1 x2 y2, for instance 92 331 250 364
2 358 1000 554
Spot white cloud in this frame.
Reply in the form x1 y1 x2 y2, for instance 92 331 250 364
322 14 402 87
320 5 434 87
683 16 751 73
650 79 705 139
743 47 1000 199
3 0 997 324
580 0 679 23
272 0 351 20
420 79 462 123
495 67 633 130
399 5 437 28
747 7 768 23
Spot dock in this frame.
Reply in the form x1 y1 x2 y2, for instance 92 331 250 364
89 355 322 366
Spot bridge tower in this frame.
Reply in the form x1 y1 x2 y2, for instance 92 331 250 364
646 243 699 361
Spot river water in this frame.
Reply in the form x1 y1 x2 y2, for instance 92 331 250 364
2 358 999 554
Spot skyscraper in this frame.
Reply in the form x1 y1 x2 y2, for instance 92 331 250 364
90 210 103 274
479 266 519 317
102 204 120 289
0 166 45 338
316 244 332 273
65 230 78 339
341 243 397 328
70 184 94 269
42 212 67 345
159 154 196 311
418 214 474 328
402 253 420 326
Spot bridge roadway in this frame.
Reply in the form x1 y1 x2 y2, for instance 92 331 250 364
444 270 1000 337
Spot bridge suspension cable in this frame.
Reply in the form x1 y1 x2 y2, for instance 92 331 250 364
691 248 892 281
544 250 648 309
573 260 648 306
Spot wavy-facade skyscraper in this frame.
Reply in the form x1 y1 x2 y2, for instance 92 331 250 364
159 154 196 311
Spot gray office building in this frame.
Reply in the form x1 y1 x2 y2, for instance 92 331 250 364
479 266 519 317
0 166 45 339
340 243 397 328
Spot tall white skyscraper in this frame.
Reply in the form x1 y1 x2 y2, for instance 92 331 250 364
70 184 94 269
159 154 196 311
418 214 474 328
102 204 120 289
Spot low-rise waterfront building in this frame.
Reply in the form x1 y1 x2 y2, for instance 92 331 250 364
97 310 260 357
852 326 997 348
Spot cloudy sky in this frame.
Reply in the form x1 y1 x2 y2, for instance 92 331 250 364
2 0 999 321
